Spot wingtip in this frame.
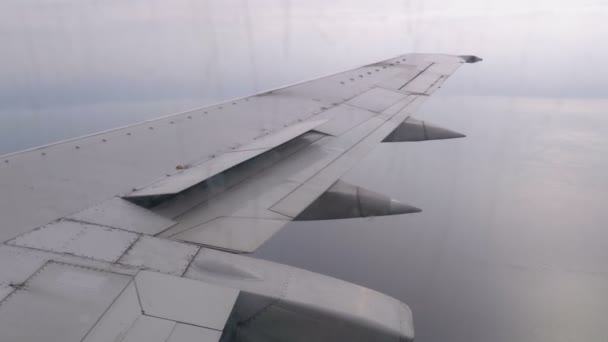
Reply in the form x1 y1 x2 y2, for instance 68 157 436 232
459 55 483 63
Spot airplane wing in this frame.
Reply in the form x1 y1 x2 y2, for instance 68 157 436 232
0 53 481 342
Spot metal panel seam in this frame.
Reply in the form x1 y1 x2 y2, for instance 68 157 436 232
3 241 138 269
163 320 179 342
180 247 204 278
398 63 435 90
63 218 153 236
167 218 219 239
116 234 143 263
139 313 222 333
0 258 51 307
237 266 295 328
79 279 139 342
424 75 446 94
343 100 393 115
132 273 145 315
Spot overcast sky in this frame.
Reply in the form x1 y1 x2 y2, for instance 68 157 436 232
0 0 606 152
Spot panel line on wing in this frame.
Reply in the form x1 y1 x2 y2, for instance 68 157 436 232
398 63 435 90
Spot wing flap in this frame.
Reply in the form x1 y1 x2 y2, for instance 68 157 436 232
125 119 328 199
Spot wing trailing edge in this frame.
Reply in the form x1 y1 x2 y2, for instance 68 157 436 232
125 119 328 201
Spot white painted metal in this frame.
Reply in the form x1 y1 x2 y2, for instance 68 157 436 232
172 217 288 253
166 323 222 342
0 244 47 286
159 144 343 238
127 120 327 199
0 53 475 342
346 87 408 113
0 243 138 278
270 99 416 218
68 197 176 235
126 150 260 198
320 115 386 152
378 96 417 119
401 69 442 95
425 75 448 95
118 236 199 276
427 61 462 76
314 104 375 136
0 262 131 342
183 248 292 320
235 119 328 151
160 102 393 240
0 53 461 243
160 85 424 248
158 178 298 238
121 315 176 342
376 63 431 91
151 132 325 221
83 282 141 342
184 248 290 298
134 270 239 330
8 220 139 262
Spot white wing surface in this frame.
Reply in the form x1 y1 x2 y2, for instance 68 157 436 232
0 53 481 342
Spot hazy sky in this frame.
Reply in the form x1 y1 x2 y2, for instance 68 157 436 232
0 0 607 154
